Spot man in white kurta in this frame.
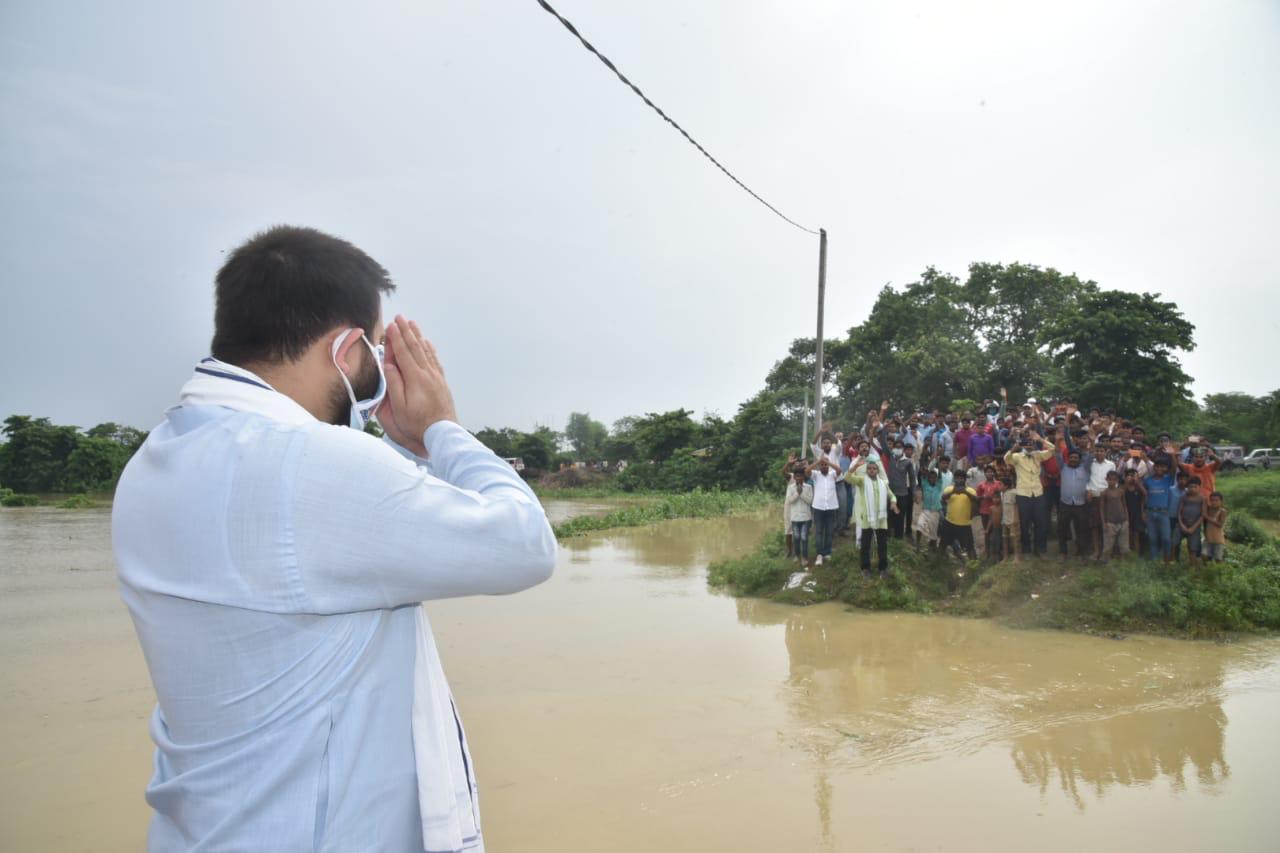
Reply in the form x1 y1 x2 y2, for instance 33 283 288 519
846 457 899 577
112 226 556 852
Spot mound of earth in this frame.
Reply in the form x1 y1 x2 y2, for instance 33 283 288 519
538 467 612 489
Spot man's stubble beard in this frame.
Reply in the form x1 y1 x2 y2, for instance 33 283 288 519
327 351 381 426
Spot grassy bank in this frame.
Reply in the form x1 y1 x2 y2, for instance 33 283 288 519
1217 469 1280 520
709 525 1280 639
0 488 107 508
552 489 773 538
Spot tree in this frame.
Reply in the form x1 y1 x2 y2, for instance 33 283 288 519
563 412 607 461
836 272 986 417
961 262 1096 402
0 416 82 492
629 410 699 463
715 390 797 488
1044 290 1195 426
60 437 129 491
474 427 523 458
1193 391 1280 448
513 426 559 471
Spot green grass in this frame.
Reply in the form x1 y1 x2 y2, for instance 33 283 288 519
1217 469 1280 520
56 493 98 509
709 527 1280 639
552 489 774 538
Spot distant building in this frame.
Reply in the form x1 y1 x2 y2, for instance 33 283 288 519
504 457 526 472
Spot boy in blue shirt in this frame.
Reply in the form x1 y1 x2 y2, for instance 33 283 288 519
1139 460 1177 562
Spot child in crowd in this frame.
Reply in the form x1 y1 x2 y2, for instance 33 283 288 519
1099 470 1128 561
1167 470 1190 562
1203 492 1227 562
784 468 814 567
1124 470 1146 554
1175 476 1205 567
915 468 943 550
999 474 1019 562
975 466 1005 562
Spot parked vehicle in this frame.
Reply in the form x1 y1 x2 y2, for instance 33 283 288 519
1242 448 1280 470
1216 445 1246 470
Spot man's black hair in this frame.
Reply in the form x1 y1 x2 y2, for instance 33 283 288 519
212 225 396 365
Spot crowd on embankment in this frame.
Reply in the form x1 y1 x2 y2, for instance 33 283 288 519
782 391 1241 579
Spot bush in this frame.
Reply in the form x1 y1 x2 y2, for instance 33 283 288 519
707 532 793 595
57 494 97 509
1227 512 1274 548
1 493 40 507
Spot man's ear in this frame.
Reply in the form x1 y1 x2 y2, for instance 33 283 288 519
331 328 365 374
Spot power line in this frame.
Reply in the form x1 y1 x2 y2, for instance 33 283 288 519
531 0 819 236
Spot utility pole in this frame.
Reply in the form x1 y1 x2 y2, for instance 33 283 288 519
812 228 828 439
800 388 810 455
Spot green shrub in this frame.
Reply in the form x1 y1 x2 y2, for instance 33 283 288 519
1227 512 1274 548
1 493 40 507
707 532 793 595
57 494 97 509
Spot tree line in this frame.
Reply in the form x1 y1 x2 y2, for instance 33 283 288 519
0 416 148 494
4 262 1277 497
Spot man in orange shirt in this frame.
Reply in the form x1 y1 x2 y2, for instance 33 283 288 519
1178 444 1221 495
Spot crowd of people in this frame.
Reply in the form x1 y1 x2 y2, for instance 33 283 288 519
781 390 1231 579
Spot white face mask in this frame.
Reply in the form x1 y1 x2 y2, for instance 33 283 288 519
331 329 386 430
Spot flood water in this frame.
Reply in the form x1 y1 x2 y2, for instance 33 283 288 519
3 503 1280 851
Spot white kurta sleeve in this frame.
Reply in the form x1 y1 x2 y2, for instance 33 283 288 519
280 420 557 613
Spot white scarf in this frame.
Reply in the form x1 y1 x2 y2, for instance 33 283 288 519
180 358 482 853
862 475 885 527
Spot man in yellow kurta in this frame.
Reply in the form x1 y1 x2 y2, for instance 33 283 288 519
846 457 899 578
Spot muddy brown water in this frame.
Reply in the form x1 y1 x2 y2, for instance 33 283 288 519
2 503 1279 851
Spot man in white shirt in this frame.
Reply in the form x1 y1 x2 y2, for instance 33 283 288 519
806 457 842 565
1085 443 1117 560
112 226 556 852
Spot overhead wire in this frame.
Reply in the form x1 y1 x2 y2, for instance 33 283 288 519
531 0 820 236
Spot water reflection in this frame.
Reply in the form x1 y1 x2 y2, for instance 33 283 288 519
1012 702 1229 809
564 513 769 573
735 600 1264 809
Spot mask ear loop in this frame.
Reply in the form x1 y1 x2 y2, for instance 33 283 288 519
331 329 363 416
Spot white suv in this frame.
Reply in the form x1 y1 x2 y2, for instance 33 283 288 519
1242 448 1280 470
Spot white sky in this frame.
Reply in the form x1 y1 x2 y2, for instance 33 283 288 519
2 0 1277 433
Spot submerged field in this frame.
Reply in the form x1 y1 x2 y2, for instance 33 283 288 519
549 488 774 538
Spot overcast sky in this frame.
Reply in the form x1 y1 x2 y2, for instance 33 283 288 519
2 0 1277 434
